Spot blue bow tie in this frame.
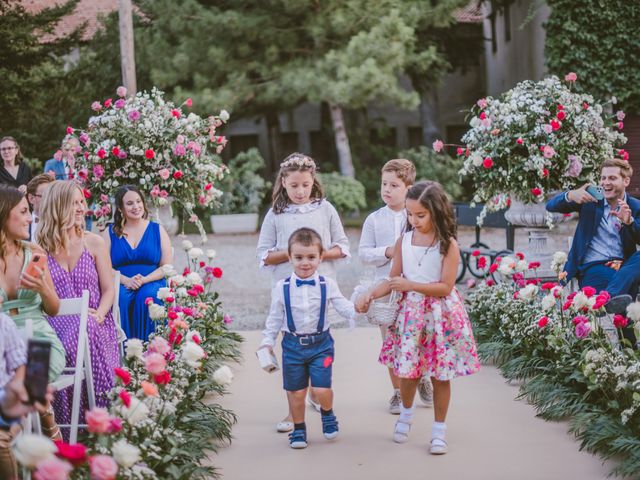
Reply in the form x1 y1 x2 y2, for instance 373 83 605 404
296 278 316 287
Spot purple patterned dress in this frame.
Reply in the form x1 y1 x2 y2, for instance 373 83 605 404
47 249 119 437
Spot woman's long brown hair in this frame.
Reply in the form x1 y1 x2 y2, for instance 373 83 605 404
271 152 324 214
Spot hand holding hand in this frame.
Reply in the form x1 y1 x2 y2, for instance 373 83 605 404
388 276 411 292
355 294 372 313
567 184 597 204
612 199 633 225
384 246 395 259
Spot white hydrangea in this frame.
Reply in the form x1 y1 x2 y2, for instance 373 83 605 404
156 287 172 300
518 284 538 302
148 303 166 320
125 339 144 360
112 439 141 468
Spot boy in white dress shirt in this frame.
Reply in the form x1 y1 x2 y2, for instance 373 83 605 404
259 228 355 449
358 159 433 413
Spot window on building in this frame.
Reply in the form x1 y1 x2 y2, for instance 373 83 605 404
280 132 298 154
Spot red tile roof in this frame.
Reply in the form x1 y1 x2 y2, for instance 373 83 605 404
21 0 118 41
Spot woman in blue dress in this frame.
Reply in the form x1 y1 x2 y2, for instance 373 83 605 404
102 185 173 341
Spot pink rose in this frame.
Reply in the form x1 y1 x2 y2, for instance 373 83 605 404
613 314 628 329
104 98 112 108
79 133 90 145
516 137 523 145
575 321 591 338
477 98 487 109
176 134 185 144
34 457 73 480
616 110 626 121
144 352 167 375
116 86 127 97
542 145 555 159
618 122 624 130
187 141 202 156
100 194 109 203
89 455 118 480
550 119 561 131
149 337 171 355
114 99 126 109
432 140 444 153
173 144 186 156
118 150 127 159
565 72 577 82
91 101 102 112
114 169 123 177
128 110 140 121
158 168 170 180
185 98 193 107
150 185 160 197
86 407 111 433
93 165 104 179
159 189 169 198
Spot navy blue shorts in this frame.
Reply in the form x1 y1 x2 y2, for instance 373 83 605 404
282 330 335 391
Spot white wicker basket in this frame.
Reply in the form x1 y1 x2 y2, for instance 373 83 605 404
367 292 399 327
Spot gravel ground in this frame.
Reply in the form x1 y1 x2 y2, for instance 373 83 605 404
171 219 578 331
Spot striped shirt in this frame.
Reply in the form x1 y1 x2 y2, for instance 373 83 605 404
0 313 27 388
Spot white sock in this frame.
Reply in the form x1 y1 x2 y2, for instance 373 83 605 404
399 404 414 424
432 421 447 440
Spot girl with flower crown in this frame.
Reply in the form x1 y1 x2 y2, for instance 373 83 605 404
256 152 351 433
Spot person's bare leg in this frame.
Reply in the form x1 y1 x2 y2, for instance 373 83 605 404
287 388 308 424
312 387 333 411
399 377 420 408
432 378 451 422
388 368 400 389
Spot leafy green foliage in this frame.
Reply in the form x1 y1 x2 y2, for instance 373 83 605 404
211 148 270 214
545 0 640 114
318 172 366 215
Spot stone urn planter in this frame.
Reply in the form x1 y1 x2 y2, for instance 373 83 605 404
210 213 259 234
153 199 179 236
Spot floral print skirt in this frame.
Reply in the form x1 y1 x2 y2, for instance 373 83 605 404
379 289 480 380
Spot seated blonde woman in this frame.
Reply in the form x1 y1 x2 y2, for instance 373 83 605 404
38 180 119 439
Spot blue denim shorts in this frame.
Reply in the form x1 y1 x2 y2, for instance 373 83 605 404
282 330 334 391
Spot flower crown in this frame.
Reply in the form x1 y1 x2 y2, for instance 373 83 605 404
280 155 316 169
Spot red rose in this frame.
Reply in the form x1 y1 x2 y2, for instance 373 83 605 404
97 148 107 159
171 109 181 118
486 279 495 286
542 168 549 177
114 367 131 386
55 441 87 466
479 111 486 120
187 288 199 297
168 310 178 320
173 170 183 179
550 119 561 131
557 104 564 110
477 257 487 269
83 189 91 199
111 146 120 156
145 149 155 159
556 110 566 121
515 252 524 260
541 282 557 290
119 389 131 408
482 157 493 168
582 102 589 110
537 316 549 328
104 98 112 108
456 147 464 155
471 250 480 257
66 126 73 134
165 296 174 303
618 122 624 130
489 263 498 273
212 267 223 278
581 286 596 298
562 300 572 310
516 137 523 145
191 334 201 344
619 149 630 161
528 261 541 269
154 370 171 385
531 187 542 196
613 314 628 329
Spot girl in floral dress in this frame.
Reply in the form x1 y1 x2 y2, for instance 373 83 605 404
358 180 480 455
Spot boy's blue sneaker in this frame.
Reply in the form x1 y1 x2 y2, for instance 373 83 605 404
321 413 339 440
289 429 308 449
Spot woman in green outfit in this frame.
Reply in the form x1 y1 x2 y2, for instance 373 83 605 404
0 185 64 439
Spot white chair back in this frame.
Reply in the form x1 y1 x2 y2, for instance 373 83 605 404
51 290 95 444
112 271 127 361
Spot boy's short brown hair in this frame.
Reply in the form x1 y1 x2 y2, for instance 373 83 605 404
381 158 416 186
602 158 633 179
288 227 324 255
26 173 54 196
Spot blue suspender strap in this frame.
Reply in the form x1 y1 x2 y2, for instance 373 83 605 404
317 276 327 333
283 277 296 333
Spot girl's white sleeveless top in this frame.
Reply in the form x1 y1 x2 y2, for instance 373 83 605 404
401 231 442 283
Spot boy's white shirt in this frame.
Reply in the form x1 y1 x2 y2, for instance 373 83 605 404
358 205 406 279
261 272 355 348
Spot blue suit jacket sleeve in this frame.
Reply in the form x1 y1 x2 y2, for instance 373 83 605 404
621 196 640 244
546 191 582 214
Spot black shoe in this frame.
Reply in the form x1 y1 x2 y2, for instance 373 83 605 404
605 294 633 314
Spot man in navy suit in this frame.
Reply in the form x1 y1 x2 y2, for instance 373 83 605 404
547 158 640 324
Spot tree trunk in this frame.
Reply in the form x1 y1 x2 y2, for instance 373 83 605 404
265 110 283 176
329 103 355 178
419 86 441 146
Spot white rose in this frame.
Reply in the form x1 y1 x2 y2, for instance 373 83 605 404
206 249 217 259
519 284 538 301
176 287 188 298
219 109 230 122
185 272 203 285
157 287 172 300
182 240 193 250
213 365 234 386
12 434 57 468
161 264 177 277
111 439 141 468
125 339 144 360
188 247 203 259
626 302 640 322
170 275 186 286
148 303 167 320
182 341 205 367
120 397 150 425
498 262 514 276
572 291 589 310
157 197 167 206
541 294 556 311
471 154 483 167
515 260 528 272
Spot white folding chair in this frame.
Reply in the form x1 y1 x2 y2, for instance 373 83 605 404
113 271 127 361
50 290 96 444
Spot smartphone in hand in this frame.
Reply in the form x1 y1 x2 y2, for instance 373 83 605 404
24 254 47 278
24 339 51 404
585 185 605 201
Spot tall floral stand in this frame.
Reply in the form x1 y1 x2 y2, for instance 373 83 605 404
504 198 569 278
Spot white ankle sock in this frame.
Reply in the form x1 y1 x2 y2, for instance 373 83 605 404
432 421 447 440
399 404 414 423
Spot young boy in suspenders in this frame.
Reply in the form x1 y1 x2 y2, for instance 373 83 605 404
259 228 355 449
